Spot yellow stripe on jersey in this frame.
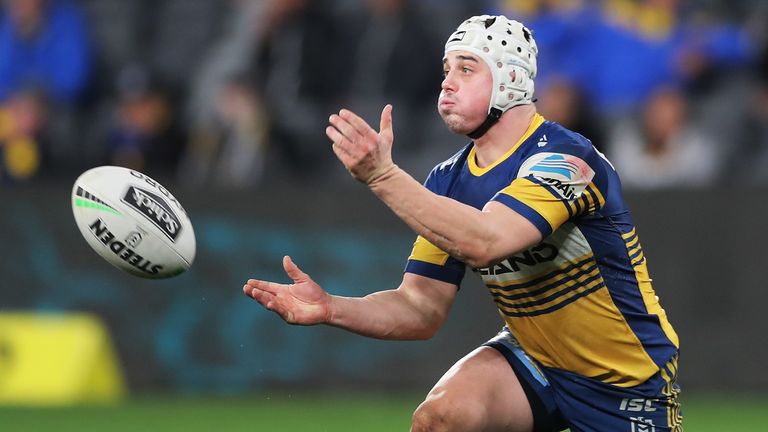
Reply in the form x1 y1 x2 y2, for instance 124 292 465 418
468 113 546 176
578 190 590 215
504 286 660 387
660 355 683 430
408 235 450 266
588 182 606 209
486 252 594 288
582 187 596 214
494 274 604 316
566 198 578 216
574 183 606 216
490 263 601 304
630 250 645 267
633 257 680 348
488 255 599 310
621 228 640 249
622 228 637 240
498 177 571 233
622 228 679 348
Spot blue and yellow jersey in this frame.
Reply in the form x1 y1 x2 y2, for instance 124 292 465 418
405 113 679 387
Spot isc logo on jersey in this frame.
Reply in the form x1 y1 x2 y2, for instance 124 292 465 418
519 152 594 200
71 166 196 279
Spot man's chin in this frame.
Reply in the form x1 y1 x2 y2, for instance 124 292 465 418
440 114 474 135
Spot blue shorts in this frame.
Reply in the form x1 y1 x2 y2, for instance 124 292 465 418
483 327 683 432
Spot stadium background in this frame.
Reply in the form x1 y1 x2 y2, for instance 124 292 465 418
1 0 767 430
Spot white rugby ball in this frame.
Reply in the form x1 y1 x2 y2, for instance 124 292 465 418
71 166 196 279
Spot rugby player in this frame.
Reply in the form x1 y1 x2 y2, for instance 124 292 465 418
244 15 682 432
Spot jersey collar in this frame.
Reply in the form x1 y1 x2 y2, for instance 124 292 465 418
468 113 545 177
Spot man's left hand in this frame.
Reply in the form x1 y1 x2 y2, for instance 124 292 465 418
326 104 397 184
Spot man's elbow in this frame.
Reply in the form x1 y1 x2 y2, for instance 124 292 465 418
459 242 500 269
409 322 441 341
460 235 539 269
411 309 448 340
388 322 439 341
464 255 495 269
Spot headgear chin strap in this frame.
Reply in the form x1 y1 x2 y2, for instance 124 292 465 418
445 15 538 139
468 108 502 139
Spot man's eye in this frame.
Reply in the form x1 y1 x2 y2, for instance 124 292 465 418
462 67 472 74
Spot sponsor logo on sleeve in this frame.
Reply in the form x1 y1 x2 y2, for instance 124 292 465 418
529 154 580 180
519 152 595 200
121 186 181 241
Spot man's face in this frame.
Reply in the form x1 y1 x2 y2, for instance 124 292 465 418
438 51 492 135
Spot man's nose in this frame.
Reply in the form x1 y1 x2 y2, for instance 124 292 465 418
441 73 456 92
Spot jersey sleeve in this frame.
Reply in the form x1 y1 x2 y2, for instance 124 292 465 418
492 151 606 237
404 235 466 285
403 164 466 286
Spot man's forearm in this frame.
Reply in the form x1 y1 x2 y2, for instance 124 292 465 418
327 289 443 340
368 166 492 266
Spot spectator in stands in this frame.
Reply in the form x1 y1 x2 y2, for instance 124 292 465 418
0 0 91 103
180 0 270 188
488 0 595 90
493 0 755 117
0 89 43 182
103 65 185 176
536 77 605 151
254 0 354 180
0 0 91 180
607 86 721 189
147 0 225 92
752 43 768 181
344 0 443 159
731 42 768 185
181 74 268 188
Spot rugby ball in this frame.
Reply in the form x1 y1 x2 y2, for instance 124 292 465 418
71 166 195 279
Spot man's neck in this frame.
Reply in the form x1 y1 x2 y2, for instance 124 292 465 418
472 105 537 168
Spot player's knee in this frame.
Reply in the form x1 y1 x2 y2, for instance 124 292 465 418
411 396 485 432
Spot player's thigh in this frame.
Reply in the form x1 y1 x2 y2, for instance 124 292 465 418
413 346 533 432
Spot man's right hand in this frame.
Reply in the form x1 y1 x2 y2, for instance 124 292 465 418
243 256 332 325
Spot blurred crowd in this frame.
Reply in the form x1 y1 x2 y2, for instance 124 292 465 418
0 0 766 190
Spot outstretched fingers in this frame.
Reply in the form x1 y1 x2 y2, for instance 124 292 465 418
328 109 379 150
328 113 360 143
244 284 272 306
339 109 376 137
243 280 295 321
326 126 355 163
244 257 301 294
327 118 363 164
244 278 285 296
243 257 329 325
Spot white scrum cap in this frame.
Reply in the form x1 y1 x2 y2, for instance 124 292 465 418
445 15 538 114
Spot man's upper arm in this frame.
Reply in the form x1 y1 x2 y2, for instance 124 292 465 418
492 151 606 238
479 200 544 259
398 272 458 328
